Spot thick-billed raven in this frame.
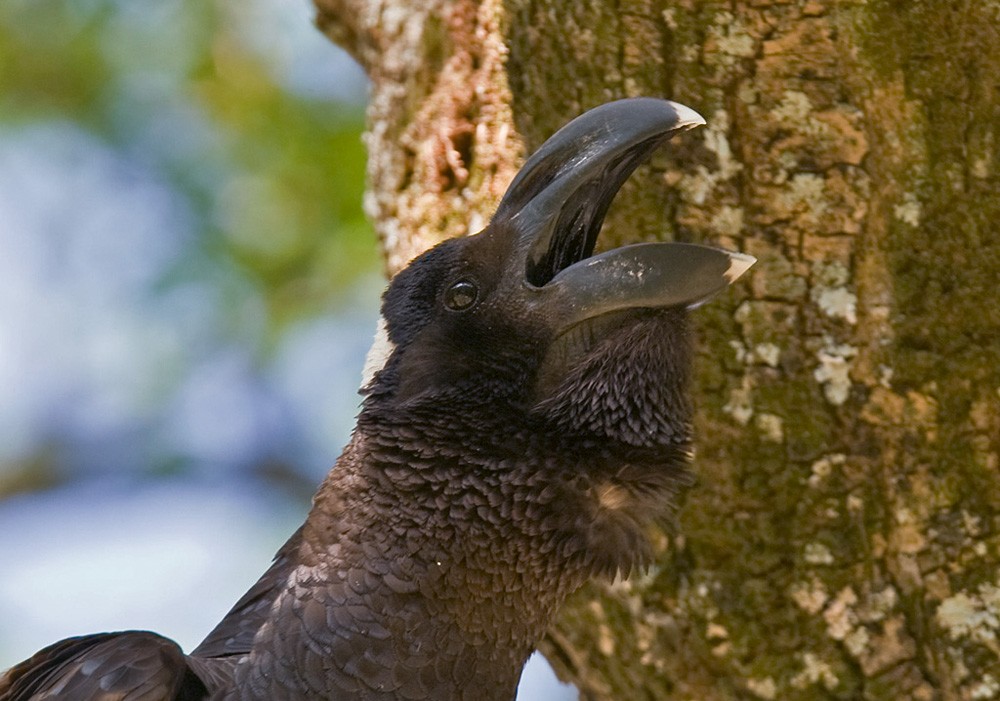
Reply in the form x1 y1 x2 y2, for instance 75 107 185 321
1 98 753 701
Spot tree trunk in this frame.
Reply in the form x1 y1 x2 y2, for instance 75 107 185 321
313 1 1000 698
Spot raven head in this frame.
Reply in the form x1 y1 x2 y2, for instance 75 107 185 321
351 100 753 585
360 98 753 455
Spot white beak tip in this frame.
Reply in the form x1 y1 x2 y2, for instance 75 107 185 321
667 101 707 129
723 251 756 284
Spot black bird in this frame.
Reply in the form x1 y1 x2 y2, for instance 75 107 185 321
0 98 753 701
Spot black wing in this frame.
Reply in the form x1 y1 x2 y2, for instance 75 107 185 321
0 631 207 701
192 527 303 658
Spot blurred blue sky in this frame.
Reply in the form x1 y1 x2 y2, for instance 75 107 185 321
0 1 575 698
0 0 377 485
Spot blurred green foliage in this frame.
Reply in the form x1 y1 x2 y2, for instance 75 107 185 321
0 0 377 335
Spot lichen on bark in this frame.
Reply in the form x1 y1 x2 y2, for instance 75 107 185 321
315 0 523 275
314 0 1000 698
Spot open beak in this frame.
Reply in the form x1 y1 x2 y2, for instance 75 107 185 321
491 97 754 331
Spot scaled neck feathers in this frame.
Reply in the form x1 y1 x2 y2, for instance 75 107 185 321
231 311 695 699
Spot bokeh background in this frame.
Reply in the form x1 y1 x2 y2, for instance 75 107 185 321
0 1 573 697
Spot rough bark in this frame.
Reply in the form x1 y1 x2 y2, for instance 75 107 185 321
313 1 1000 699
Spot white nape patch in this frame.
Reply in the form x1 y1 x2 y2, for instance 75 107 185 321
723 251 756 284
360 315 396 390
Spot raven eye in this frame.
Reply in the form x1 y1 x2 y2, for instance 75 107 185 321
444 280 478 311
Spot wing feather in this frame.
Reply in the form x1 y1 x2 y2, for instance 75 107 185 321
0 631 207 701
193 527 303 657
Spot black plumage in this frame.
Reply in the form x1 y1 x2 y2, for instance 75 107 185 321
0 98 753 701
